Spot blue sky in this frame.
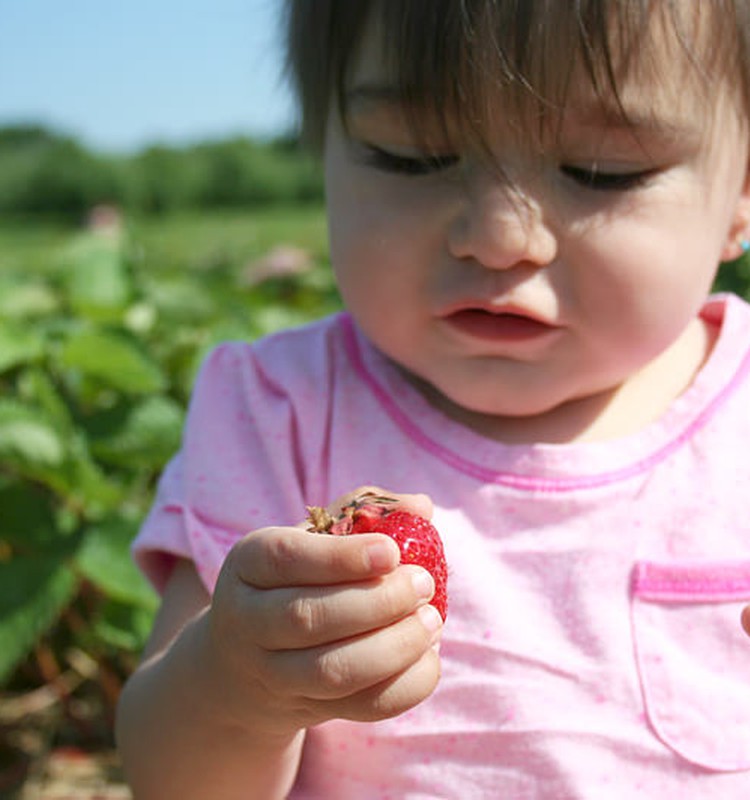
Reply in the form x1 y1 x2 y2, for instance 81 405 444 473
0 0 297 152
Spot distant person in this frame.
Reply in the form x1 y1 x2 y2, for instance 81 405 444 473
86 204 122 237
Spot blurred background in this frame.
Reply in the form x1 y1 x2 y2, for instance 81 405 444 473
0 1 335 796
3 2 750 797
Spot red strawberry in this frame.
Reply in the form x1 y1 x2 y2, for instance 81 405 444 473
307 493 448 620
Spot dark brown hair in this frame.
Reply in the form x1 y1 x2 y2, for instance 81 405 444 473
284 0 750 154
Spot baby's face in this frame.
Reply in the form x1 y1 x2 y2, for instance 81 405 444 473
323 16 750 443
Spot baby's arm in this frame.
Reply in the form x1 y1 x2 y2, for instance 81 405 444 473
116 491 442 800
117 558 306 798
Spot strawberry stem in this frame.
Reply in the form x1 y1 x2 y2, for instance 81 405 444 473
306 492 399 535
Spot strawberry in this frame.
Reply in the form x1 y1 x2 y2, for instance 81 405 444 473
307 493 448 620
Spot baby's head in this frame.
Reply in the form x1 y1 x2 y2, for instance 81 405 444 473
282 2 750 444
285 0 750 155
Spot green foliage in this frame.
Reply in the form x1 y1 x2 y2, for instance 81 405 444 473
0 127 120 219
714 252 750 297
0 207 336 696
0 125 324 218
0 553 78 682
4 197 750 736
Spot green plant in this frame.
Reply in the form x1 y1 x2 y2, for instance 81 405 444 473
0 125 325 218
2 204 749 774
0 208 336 748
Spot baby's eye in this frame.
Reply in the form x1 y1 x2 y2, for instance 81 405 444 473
561 164 655 191
361 145 459 176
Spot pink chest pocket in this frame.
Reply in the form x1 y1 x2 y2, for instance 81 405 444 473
631 560 750 772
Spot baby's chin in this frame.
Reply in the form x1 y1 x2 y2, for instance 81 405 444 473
405 373 536 429
414 372 629 444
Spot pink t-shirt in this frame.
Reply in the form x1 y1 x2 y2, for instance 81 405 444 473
135 293 750 798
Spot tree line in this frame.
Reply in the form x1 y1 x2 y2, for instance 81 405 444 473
0 126 324 219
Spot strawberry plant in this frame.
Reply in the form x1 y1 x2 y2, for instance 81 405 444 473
2 204 749 792
0 206 335 785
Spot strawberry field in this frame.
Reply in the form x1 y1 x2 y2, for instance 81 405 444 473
0 206 334 796
2 204 750 798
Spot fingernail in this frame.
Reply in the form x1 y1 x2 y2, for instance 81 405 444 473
418 603 443 635
411 568 435 600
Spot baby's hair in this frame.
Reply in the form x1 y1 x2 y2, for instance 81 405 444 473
284 0 750 155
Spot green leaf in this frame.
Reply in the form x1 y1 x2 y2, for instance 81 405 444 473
60 434 125 514
59 328 166 394
0 279 59 319
246 303 310 339
0 321 46 373
17 368 75 435
60 232 132 321
0 421 123 515
0 478 60 550
0 400 64 469
145 276 216 322
74 516 157 610
0 554 77 683
89 395 184 469
92 601 155 652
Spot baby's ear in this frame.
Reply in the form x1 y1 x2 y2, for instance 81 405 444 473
722 160 750 261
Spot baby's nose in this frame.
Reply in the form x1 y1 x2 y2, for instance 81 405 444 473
447 170 557 270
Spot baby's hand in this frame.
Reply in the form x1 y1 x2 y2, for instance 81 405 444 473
202 488 443 739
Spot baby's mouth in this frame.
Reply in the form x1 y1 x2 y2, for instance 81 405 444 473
443 307 558 342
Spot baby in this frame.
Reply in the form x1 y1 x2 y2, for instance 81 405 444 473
117 2 750 797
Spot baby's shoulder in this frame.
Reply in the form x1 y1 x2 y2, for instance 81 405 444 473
198 312 350 394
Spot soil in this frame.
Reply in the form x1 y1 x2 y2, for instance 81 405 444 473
1 672 130 799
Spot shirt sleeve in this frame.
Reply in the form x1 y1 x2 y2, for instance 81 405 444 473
132 340 311 594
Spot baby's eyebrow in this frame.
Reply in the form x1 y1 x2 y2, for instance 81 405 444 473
568 100 697 141
346 83 398 102
343 82 456 141
344 82 702 153
345 82 421 114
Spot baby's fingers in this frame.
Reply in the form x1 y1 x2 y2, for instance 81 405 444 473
268 604 443 701
332 646 442 723
230 526 400 590
252 565 435 650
